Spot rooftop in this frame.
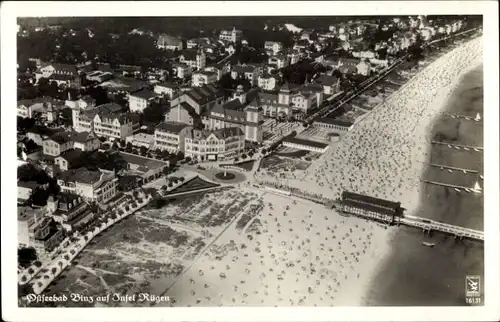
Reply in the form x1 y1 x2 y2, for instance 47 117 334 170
59 167 103 185
156 121 189 134
18 181 40 190
314 118 354 127
129 89 159 100
341 191 401 211
283 137 329 149
56 149 84 164
119 152 167 170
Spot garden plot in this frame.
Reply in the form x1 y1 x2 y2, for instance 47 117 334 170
258 155 312 182
41 189 262 307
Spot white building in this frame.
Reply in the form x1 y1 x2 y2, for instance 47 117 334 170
157 34 183 50
179 50 206 71
219 27 243 43
176 64 193 79
268 54 290 69
282 137 329 154
58 168 118 204
264 41 284 55
154 122 191 153
231 65 259 86
184 127 245 161
258 74 278 91
154 82 180 99
192 71 218 87
125 133 155 149
72 103 139 140
128 89 160 113
314 118 354 133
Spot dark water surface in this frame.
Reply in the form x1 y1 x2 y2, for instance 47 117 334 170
364 65 484 306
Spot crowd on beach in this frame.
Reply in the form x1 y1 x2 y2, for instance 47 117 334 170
290 37 483 214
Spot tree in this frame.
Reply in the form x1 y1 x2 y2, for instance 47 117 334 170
248 151 254 158
179 177 185 182
17 164 50 184
168 182 173 188
139 146 148 156
234 157 239 162
18 247 37 269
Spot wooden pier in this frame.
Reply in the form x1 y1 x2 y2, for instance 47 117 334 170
431 141 483 151
397 216 484 242
421 179 482 194
428 163 479 174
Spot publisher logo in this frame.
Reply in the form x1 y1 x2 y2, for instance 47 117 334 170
465 275 480 297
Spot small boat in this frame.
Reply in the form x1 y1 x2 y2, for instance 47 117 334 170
422 242 435 247
465 188 471 193
474 113 481 121
464 147 470 151
447 144 452 148
462 170 467 174
454 188 461 192
474 148 480 152
450 115 456 119
448 169 453 173
454 146 461 150
480 175 484 180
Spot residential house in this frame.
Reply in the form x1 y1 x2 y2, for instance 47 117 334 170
58 167 118 204
176 64 193 79
317 74 341 95
356 59 371 76
65 95 96 110
264 41 284 56
35 63 79 86
179 50 206 71
54 149 84 171
293 40 309 51
46 193 94 232
154 122 191 153
73 102 140 140
231 64 259 86
18 181 40 202
219 27 243 43
352 50 376 59
17 206 44 247
268 53 290 69
154 82 180 99
43 132 75 157
125 133 155 149
225 44 236 55
204 64 227 81
128 89 161 113
184 127 246 161
258 74 279 91
119 152 168 183
26 126 64 146
24 215 64 253
72 130 100 151
192 71 218 87
17 98 65 120
157 34 184 50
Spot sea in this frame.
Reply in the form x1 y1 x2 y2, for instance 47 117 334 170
364 65 484 306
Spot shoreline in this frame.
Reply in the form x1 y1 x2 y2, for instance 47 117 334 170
361 51 483 305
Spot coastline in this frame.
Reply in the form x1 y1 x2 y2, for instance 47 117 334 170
362 58 483 305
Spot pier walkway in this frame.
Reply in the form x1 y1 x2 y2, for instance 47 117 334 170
398 215 484 241
431 141 483 151
427 163 479 174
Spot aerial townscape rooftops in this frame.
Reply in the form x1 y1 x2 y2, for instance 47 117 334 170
14 14 487 311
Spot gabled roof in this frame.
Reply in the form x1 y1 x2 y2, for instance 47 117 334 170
43 63 78 74
181 50 198 61
211 127 244 139
72 131 98 143
185 84 224 105
318 74 339 86
56 149 83 163
59 167 103 184
156 122 189 134
47 131 74 144
130 89 159 100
